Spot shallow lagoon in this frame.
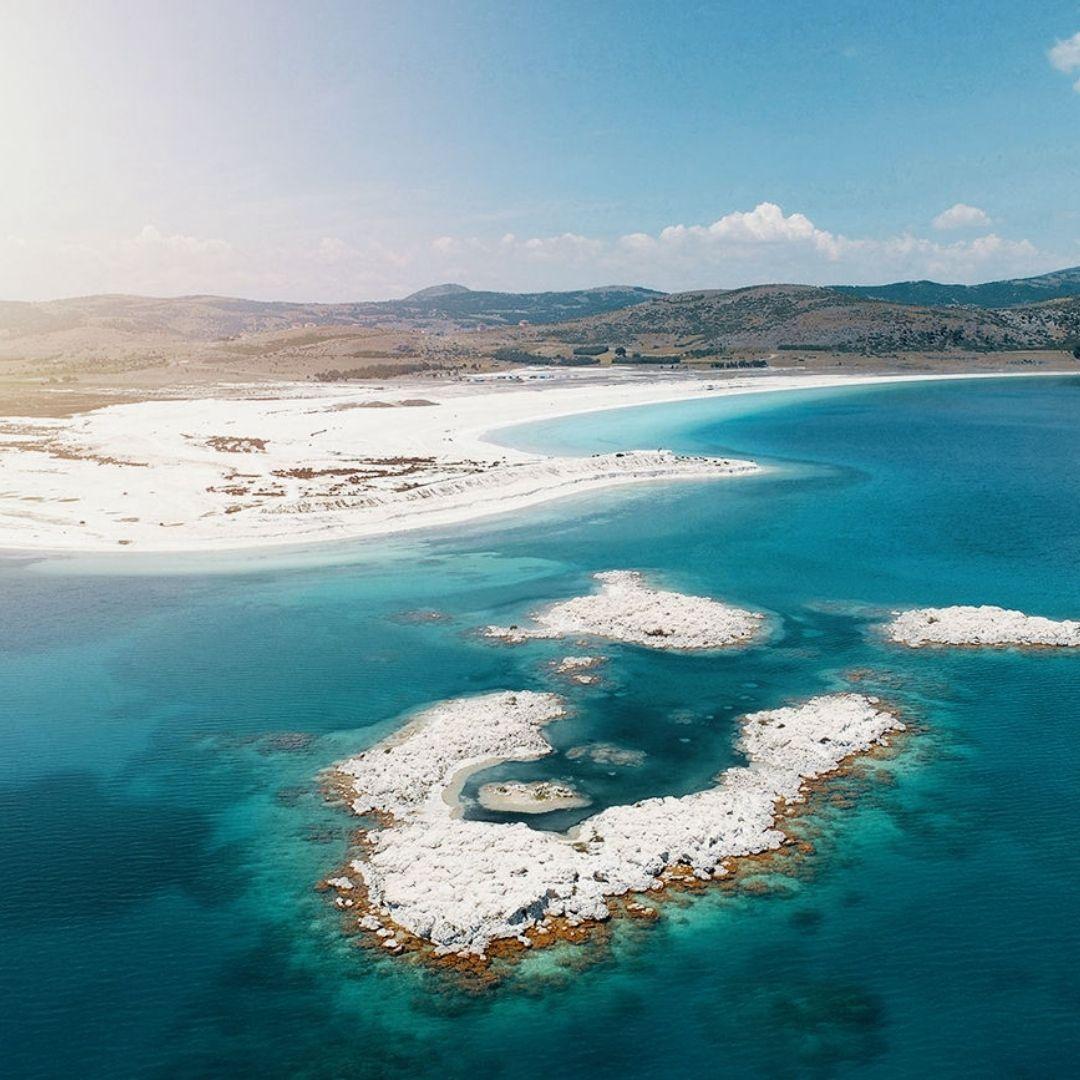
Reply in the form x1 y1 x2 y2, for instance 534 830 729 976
1 375 1078 1078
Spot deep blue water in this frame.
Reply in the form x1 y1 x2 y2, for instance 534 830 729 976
1 375 1078 1078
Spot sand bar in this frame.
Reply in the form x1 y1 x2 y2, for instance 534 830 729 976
477 780 591 814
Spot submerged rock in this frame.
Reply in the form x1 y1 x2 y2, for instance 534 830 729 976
566 742 647 768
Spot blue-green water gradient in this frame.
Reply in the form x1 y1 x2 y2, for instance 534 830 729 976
1 376 1077 1078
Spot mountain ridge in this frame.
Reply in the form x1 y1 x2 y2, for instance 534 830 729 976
3 269 1080 358
0 285 664 340
539 283 1080 354
832 266 1080 308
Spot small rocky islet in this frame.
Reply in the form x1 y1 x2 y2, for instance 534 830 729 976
885 605 1080 649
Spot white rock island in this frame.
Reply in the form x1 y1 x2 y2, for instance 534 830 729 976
885 605 1080 649
484 570 765 650
325 689 903 961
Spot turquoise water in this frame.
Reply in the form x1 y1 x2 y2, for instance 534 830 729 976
1 376 1078 1078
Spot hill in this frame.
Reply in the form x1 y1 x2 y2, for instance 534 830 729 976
385 284 663 325
3 282 1079 390
832 266 1080 308
402 283 472 300
0 285 663 343
0 294 372 342
538 284 1080 354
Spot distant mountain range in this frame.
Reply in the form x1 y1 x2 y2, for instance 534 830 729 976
0 285 662 341
833 266 1080 308
2 269 1080 356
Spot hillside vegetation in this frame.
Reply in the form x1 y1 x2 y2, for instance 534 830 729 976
541 285 1080 354
833 266 1080 308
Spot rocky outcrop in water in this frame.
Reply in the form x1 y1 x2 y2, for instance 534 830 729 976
484 570 765 650
885 605 1080 648
328 690 902 958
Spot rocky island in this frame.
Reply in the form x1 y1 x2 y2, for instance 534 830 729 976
484 570 765 650
324 689 904 961
885 605 1080 648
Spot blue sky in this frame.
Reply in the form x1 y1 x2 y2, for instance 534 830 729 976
2 0 1080 299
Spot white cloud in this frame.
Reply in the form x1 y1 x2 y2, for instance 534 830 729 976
660 202 841 258
1049 31 1080 71
134 224 232 257
932 203 992 231
520 232 602 262
867 233 1039 280
492 203 845 284
317 236 408 272
1048 32 1080 91
315 236 354 263
419 203 1050 293
0 204 1059 301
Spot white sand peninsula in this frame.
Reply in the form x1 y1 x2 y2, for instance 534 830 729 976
0 372 763 553
485 570 764 650
477 780 591 814
886 606 1080 649
327 689 902 958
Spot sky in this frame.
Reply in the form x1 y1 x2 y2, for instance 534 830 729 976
2 0 1080 301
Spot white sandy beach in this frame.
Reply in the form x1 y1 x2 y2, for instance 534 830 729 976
0 369 1065 554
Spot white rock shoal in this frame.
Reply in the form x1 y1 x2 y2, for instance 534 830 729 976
554 655 604 673
886 606 1080 648
485 570 764 650
332 690 902 956
335 691 565 819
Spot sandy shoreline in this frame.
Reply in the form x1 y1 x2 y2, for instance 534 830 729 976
0 368 1071 556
